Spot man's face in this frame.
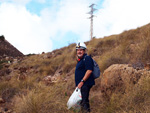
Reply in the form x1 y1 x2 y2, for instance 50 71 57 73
77 49 85 58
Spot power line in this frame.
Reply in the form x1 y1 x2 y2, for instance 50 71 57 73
88 4 97 40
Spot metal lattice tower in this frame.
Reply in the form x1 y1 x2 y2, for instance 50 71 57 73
88 4 97 40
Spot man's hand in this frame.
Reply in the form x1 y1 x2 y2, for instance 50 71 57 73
77 81 84 89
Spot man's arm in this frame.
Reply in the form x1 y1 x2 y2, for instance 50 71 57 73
77 70 92 88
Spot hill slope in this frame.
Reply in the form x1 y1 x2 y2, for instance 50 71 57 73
0 35 24 57
0 23 150 113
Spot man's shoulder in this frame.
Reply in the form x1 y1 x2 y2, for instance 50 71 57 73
84 55 92 60
84 55 93 64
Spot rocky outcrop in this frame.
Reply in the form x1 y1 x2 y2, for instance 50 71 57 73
100 64 150 97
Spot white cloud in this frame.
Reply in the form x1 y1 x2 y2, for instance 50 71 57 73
0 0 98 54
40 0 98 43
43 0 98 42
94 0 150 38
0 3 52 54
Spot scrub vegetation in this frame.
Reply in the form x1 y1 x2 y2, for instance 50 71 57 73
0 23 150 113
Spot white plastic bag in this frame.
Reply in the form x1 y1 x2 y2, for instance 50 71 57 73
67 88 82 110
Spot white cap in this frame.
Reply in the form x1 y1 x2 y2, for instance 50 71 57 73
76 42 86 49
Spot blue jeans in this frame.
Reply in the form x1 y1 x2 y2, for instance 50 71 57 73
81 85 92 112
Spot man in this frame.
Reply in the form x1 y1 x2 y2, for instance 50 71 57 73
75 42 95 113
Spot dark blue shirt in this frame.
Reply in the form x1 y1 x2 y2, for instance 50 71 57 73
75 54 95 86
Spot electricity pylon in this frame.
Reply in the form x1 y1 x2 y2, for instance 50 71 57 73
88 4 97 40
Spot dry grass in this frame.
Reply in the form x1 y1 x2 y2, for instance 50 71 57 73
1 71 149 113
14 77 75 113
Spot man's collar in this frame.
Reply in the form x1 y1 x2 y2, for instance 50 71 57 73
78 53 87 61
83 53 87 58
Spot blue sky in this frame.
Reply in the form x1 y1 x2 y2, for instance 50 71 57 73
26 0 52 16
0 0 150 54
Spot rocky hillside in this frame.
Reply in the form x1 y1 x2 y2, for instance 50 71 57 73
0 35 24 58
0 23 150 113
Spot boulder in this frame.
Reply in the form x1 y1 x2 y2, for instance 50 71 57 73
101 64 143 96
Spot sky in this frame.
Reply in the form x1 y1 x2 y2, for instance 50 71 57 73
0 0 150 55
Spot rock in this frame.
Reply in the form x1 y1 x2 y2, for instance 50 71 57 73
17 73 27 80
0 98 5 103
13 59 18 64
4 64 10 68
43 75 52 85
47 53 52 58
5 69 12 75
51 76 58 82
19 67 27 73
43 75 59 85
145 63 150 70
42 53 52 59
132 62 144 70
42 68 63 84
0 107 12 113
64 78 68 82
5 57 9 60
100 64 143 97
4 108 8 112
43 75 52 81
42 52 45 54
